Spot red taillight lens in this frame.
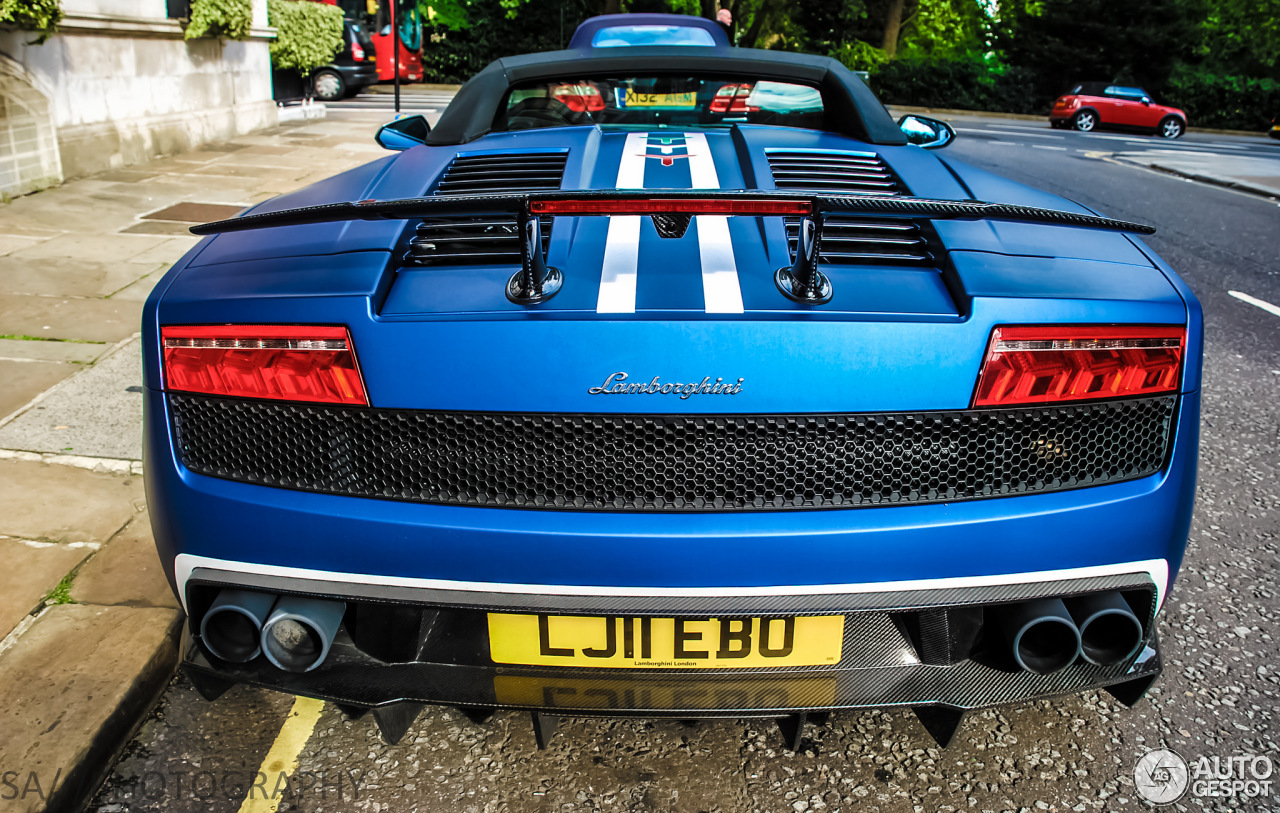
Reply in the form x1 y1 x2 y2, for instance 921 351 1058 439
352 40 365 61
973 325 1184 407
162 325 367 405
529 198 813 216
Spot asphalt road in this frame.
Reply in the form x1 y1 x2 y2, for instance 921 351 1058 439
89 117 1280 813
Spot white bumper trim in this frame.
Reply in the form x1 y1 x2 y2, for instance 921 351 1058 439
175 554 1169 615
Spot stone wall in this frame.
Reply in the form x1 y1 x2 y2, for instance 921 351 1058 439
0 0 277 196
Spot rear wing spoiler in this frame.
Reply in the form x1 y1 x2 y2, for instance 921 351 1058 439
191 191 1156 306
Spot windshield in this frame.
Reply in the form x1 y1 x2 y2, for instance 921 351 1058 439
498 77 825 131
591 25 717 47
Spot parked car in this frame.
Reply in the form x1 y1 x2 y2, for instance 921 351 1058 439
1270 113 1280 140
311 18 378 102
1050 82 1187 138
150 43 1201 751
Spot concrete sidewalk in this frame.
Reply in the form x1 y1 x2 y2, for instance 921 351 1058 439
1110 151 1280 200
0 110 392 813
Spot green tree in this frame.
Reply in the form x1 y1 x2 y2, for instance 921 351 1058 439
997 0 1203 99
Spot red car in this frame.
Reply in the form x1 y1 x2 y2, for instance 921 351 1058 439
1050 83 1187 139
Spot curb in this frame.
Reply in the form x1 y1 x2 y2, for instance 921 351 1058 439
367 82 461 93
1112 157 1280 201
886 105 1266 138
0 605 183 813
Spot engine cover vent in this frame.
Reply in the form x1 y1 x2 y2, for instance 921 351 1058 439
767 149 931 265
765 149 902 197
405 152 566 266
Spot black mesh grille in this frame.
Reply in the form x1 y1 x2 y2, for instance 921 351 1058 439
404 152 566 267
170 395 1175 512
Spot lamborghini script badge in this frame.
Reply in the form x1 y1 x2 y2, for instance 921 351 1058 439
589 372 744 399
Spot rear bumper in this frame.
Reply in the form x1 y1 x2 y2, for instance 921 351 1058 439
179 565 1163 716
149 388 1195 717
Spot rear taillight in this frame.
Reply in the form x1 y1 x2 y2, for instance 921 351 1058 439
162 325 367 405
973 325 1184 407
352 40 365 61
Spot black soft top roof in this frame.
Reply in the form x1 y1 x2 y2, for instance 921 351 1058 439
426 46 908 147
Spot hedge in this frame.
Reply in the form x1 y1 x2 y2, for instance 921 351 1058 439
865 57 1277 131
0 0 62 43
186 0 254 40
267 0 345 74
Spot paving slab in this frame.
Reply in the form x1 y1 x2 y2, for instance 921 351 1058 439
0 539 92 639
0 256 164 298
0 338 145 460
0 458 142 544
0 235 50 256
71 512 179 611
0 604 182 813
0 361 77 421
0 338 105 364
0 295 143 344
106 271 165 302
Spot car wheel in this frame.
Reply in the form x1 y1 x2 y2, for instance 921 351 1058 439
1072 111 1097 132
1158 116 1185 139
312 70 345 103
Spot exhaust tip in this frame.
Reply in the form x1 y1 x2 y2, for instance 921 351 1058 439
1001 598 1083 676
200 589 277 663
1069 592 1144 667
261 597 346 673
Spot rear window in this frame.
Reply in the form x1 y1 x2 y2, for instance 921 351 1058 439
590 25 717 47
498 76 825 131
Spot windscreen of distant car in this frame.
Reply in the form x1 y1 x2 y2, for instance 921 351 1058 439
590 25 718 47
497 77 825 131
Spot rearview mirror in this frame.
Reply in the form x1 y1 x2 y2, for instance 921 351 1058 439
898 114 955 149
376 114 431 151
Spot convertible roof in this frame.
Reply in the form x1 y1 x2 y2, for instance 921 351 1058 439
426 46 909 147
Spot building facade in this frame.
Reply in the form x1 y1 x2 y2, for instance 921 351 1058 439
0 0 277 198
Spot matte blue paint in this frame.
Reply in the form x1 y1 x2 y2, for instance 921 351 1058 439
144 113 1202 604
145 386 1198 590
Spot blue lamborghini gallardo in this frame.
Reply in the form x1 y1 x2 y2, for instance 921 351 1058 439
143 39 1201 749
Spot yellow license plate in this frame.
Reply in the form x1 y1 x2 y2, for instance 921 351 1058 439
623 91 697 108
487 614 844 669
494 675 838 710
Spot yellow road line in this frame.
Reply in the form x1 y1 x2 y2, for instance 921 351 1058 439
237 696 326 813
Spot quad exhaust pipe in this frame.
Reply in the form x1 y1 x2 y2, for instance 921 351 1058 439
1067 591 1144 667
200 589 345 673
998 592 1144 675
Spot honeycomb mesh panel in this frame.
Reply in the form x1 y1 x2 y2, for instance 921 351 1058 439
170 395 1176 512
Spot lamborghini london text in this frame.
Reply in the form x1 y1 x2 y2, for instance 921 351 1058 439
589 371 744 398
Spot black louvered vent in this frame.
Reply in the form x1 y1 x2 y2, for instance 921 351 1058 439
767 150 932 265
766 150 902 196
404 152 567 266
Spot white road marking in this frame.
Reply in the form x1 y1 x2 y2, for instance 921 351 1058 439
1229 290 1280 318
683 132 743 314
1032 145 1069 151
597 132 648 313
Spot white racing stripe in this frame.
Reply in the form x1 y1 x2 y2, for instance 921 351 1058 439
596 132 648 313
684 132 744 314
